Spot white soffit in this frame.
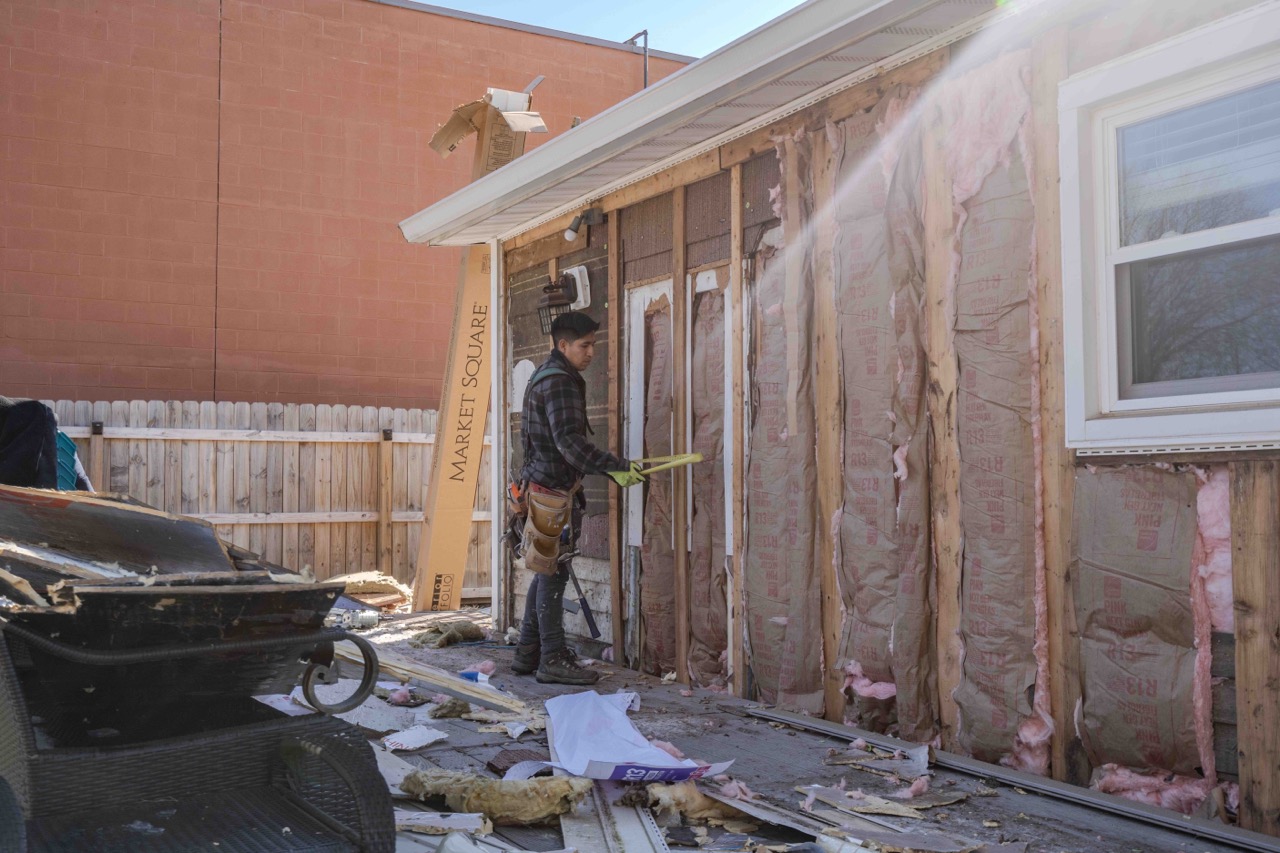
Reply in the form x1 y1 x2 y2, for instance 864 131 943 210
399 0 1003 247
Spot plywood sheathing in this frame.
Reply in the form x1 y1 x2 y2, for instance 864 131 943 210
1229 460 1280 836
829 88 935 741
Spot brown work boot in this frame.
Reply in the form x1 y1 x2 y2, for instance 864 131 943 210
536 647 600 686
511 643 539 675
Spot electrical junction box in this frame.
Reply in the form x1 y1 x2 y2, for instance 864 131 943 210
562 265 591 311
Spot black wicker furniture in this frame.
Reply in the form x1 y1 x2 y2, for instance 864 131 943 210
0 628 395 852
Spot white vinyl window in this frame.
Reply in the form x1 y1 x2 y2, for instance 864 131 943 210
1060 4 1280 454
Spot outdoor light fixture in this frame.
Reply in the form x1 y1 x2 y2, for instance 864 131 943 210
563 207 604 242
537 274 576 335
537 265 592 334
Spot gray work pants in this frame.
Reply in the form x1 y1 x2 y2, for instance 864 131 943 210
516 501 582 653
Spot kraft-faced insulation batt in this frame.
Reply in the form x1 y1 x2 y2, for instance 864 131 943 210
743 152 823 713
640 297 677 674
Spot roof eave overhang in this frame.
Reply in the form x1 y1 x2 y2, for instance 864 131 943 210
399 0 938 247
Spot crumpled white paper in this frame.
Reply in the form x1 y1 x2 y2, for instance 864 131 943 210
504 690 732 782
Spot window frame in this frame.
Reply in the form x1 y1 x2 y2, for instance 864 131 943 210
1060 3 1280 454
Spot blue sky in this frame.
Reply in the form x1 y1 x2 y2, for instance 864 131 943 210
439 0 806 58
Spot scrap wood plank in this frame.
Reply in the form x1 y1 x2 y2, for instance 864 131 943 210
1230 459 1280 837
334 642 526 714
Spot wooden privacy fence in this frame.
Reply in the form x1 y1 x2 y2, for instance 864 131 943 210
43 400 493 595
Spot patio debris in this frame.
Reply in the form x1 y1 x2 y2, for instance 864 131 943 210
375 684 432 706
394 809 492 836
624 781 756 829
848 830 983 853
289 680 415 733
825 746 930 781
486 747 551 776
505 690 732 781
334 643 527 714
400 769 592 825
329 570 413 611
374 747 419 797
382 724 449 752
411 620 487 648
429 697 473 719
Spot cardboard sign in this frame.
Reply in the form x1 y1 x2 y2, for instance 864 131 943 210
414 89 544 611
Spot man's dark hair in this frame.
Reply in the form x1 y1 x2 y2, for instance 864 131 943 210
551 311 599 344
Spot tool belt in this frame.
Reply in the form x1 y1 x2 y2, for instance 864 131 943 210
508 480 580 576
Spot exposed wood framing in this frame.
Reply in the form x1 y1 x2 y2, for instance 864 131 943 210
728 163 747 697
504 226 587 275
1030 26 1083 785
1230 460 1280 837
671 184 691 684
607 211 626 659
720 52 948 168
809 126 846 720
922 111 963 749
502 150 724 253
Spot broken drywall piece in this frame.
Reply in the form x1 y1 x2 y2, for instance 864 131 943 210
394 810 492 836
374 747 420 797
799 785 924 820
401 770 592 826
382 725 449 752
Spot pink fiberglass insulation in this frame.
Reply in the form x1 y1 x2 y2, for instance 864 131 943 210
843 660 898 701
931 50 1045 770
889 776 930 800
1194 467 1233 633
742 173 823 715
1092 764 1213 816
688 288 729 689
1073 467 1200 777
831 87 935 741
1189 465 1231 786
640 299 677 675
649 739 686 760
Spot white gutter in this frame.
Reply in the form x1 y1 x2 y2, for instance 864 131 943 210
398 0 938 246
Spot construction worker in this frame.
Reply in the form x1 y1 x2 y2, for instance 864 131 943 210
511 311 643 684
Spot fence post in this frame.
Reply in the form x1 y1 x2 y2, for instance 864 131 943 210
378 428 393 575
89 421 104 492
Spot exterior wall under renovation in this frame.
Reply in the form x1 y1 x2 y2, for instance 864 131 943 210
496 0 1276 833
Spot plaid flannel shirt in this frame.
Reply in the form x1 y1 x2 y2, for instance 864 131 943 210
520 349 627 491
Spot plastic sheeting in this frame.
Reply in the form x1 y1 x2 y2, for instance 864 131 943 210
830 91 935 741
640 298 677 675
1073 467 1201 776
743 201 823 715
689 287 729 688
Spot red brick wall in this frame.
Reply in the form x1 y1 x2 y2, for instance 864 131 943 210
1 0 686 408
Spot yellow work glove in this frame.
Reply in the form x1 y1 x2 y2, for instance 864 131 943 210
606 462 646 488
